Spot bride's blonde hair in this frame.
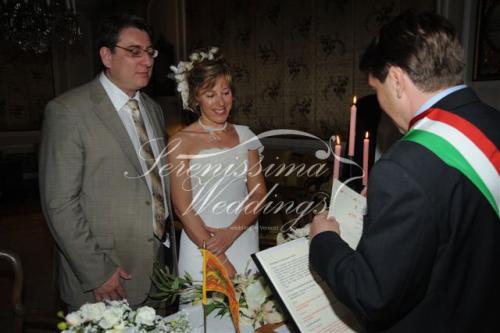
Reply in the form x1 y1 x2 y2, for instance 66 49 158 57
170 47 234 112
186 49 234 112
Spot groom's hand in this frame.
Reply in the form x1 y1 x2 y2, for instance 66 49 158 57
93 267 131 302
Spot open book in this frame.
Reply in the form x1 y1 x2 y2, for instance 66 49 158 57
252 180 366 332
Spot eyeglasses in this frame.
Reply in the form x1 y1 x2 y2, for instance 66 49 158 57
115 45 159 58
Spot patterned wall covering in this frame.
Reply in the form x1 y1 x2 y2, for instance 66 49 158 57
0 49 54 131
186 0 431 139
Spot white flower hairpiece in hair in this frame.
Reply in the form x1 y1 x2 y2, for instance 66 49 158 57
169 46 219 111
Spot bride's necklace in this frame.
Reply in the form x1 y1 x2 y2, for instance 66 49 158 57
198 119 227 141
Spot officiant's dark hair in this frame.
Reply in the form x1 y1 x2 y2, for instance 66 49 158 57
359 10 464 92
96 13 153 68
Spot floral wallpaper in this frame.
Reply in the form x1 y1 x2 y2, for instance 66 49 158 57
186 0 433 139
0 48 54 131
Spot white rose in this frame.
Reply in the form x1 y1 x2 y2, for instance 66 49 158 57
264 310 283 324
189 53 201 61
107 327 135 333
181 91 190 109
245 279 268 311
240 307 256 326
276 232 287 245
291 225 310 238
169 65 179 74
99 307 124 329
135 306 156 326
179 61 192 72
106 300 127 309
65 312 83 326
105 321 126 332
263 301 283 324
80 302 106 322
209 47 219 54
178 81 188 93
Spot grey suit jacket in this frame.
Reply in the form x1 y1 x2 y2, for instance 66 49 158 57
39 78 178 307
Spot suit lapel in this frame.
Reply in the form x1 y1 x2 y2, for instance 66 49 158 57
89 79 146 183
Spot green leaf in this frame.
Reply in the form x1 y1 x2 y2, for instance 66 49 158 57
205 302 218 315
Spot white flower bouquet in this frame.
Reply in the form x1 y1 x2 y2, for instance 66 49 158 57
151 264 284 330
228 271 284 329
57 299 191 333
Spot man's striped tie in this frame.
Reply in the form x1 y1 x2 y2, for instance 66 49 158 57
127 99 166 239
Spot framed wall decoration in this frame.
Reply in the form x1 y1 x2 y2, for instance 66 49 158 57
473 0 500 81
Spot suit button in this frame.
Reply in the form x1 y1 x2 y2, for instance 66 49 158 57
145 200 151 206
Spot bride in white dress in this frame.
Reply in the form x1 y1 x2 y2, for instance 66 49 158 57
168 48 267 305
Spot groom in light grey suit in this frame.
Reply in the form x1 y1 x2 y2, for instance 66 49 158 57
39 14 177 309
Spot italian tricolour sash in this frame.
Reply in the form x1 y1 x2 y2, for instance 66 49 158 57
404 108 499 217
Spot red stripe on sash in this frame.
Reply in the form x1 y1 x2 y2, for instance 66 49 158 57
410 108 500 174
408 110 428 128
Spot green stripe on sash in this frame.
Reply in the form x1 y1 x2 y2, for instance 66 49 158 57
404 129 498 217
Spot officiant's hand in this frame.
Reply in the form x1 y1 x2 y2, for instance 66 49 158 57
93 267 131 302
205 226 238 255
310 211 340 239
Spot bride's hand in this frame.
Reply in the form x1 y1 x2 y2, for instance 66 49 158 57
205 226 239 255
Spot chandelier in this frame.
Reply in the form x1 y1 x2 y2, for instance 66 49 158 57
0 0 82 54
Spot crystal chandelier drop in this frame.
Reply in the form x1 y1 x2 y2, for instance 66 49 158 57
0 0 82 54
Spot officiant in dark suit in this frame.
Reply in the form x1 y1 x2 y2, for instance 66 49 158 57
39 13 177 309
310 10 499 332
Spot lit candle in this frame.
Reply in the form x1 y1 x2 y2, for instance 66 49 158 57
362 132 369 186
348 96 357 157
333 135 341 180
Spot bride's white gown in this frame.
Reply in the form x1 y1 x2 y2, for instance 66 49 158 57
178 125 263 284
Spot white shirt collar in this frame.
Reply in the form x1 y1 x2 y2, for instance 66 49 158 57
99 72 141 111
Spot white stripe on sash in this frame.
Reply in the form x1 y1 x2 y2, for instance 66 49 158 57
413 118 500 208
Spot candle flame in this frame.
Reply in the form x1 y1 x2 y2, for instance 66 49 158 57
336 135 340 145
353 96 357 104
365 131 369 139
